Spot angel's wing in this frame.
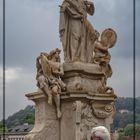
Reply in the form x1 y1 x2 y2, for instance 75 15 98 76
40 53 52 78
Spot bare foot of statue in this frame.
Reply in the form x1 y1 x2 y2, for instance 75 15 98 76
57 110 62 119
48 95 52 105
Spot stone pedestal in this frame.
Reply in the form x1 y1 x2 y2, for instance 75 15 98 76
25 62 117 140
63 62 104 94
25 91 116 140
60 92 116 140
24 92 60 140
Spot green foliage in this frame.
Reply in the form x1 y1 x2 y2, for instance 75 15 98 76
23 113 35 124
124 124 134 136
118 132 127 140
113 112 133 129
118 124 140 139
135 124 140 137
115 97 133 111
0 121 3 128
136 114 140 124
5 105 35 128
0 121 8 133
0 127 8 133
113 97 140 130
136 97 140 113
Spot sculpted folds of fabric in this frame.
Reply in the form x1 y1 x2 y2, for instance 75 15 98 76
59 0 97 63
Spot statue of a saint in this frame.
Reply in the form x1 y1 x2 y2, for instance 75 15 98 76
36 48 66 118
59 0 97 63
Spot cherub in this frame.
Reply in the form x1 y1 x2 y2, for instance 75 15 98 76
93 28 117 79
93 29 117 94
36 48 66 118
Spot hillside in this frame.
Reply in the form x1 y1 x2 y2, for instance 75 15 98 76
1 97 140 130
5 105 35 128
113 97 140 129
116 97 140 113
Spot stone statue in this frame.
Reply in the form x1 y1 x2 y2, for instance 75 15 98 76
93 28 117 79
59 0 97 63
36 48 66 118
93 28 117 94
25 2 117 140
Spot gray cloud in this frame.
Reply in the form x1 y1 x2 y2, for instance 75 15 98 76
4 0 62 68
136 0 140 36
0 0 3 120
0 0 139 119
0 0 3 63
5 67 35 119
0 66 36 119
93 0 133 59
108 58 133 97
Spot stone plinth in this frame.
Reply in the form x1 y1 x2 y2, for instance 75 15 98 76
60 92 116 140
63 62 105 94
24 92 60 140
25 91 116 140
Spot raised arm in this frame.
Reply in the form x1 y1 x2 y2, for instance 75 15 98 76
94 42 108 52
84 0 94 15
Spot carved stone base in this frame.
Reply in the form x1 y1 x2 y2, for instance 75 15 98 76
24 92 60 140
61 92 116 140
25 91 116 140
63 62 105 94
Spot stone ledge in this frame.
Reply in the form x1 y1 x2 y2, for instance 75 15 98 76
26 91 117 102
25 91 45 100
63 62 103 75
62 62 105 93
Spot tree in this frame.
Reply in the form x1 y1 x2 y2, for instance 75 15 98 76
124 124 134 136
0 121 8 133
118 124 140 139
135 124 140 137
23 114 35 124
113 112 133 129
118 132 127 140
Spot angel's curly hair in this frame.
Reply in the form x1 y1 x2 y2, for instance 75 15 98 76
49 48 61 62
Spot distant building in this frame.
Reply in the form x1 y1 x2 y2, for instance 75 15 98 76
0 124 33 140
119 109 129 114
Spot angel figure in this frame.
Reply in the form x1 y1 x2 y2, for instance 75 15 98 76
36 48 66 118
93 29 117 94
93 28 117 79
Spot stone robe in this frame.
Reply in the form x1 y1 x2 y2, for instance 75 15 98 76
59 0 97 63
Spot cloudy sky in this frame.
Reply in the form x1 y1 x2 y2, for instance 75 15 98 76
0 0 140 119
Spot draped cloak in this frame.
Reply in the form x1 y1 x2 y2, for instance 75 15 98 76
59 0 97 63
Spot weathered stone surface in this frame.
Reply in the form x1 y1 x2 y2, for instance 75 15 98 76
36 48 66 119
24 92 59 140
25 0 117 139
60 101 76 140
63 62 105 94
61 92 116 140
59 0 97 63
25 91 116 140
